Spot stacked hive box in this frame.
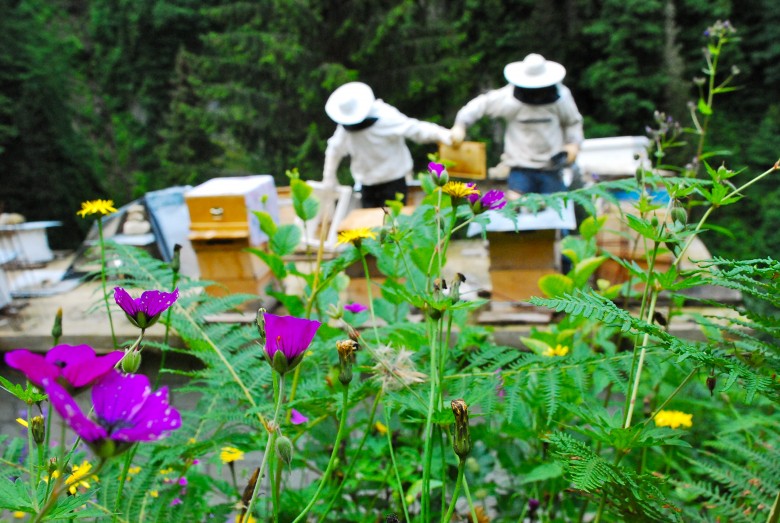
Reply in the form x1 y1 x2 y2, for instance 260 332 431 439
185 176 278 297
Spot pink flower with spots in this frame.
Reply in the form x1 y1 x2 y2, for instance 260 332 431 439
263 312 321 375
44 370 181 457
5 344 123 391
114 287 179 329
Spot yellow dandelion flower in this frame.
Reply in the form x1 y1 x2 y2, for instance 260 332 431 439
53 460 94 495
654 410 693 429
542 344 569 357
150 490 159 498
337 228 377 246
220 446 245 464
442 181 479 199
13 511 27 519
77 199 117 218
374 421 389 436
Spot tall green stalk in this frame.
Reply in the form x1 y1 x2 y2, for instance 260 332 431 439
97 218 118 349
292 385 350 522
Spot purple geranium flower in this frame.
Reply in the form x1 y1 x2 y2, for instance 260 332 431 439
344 302 368 314
44 369 181 457
263 312 321 375
5 344 123 390
290 408 308 425
428 161 449 186
469 189 507 214
114 287 179 329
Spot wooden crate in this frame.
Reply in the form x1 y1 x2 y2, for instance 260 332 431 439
487 230 558 271
489 268 558 303
190 237 272 297
185 175 278 247
438 141 487 180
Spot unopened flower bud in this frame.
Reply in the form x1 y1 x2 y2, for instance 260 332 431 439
256 308 266 346
275 435 293 465
671 206 687 225
451 399 471 459
171 244 182 274
337 339 358 386
450 273 466 303
706 375 717 396
465 456 480 474
528 498 541 514
122 350 142 374
51 308 63 343
30 415 45 445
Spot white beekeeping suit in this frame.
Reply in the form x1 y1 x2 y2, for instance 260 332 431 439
322 82 452 208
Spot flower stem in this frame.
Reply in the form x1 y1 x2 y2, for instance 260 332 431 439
97 219 118 349
442 458 465 523
421 318 439 520
292 385 350 522
244 373 285 520
112 444 138 522
319 391 382 520
360 250 382 347
462 473 479 523
383 407 411 522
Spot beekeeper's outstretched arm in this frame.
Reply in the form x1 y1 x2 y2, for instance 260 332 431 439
322 126 348 187
450 87 510 147
374 101 452 146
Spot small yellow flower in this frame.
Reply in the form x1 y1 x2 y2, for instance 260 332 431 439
654 410 693 429
220 446 245 464
337 228 377 246
235 515 256 523
374 421 388 435
150 490 159 498
13 511 27 519
127 466 141 475
16 418 28 428
542 344 569 357
441 181 479 199
52 460 94 495
77 199 117 218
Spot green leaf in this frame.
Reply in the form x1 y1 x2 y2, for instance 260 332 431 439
252 210 277 236
270 224 302 256
579 215 606 240
520 461 564 484
0 376 47 404
538 273 574 298
697 97 712 116
519 337 552 355
246 248 286 279
571 256 607 289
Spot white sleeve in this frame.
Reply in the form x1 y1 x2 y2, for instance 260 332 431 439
323 127 348 184
454 87 510 127
558 88 584 145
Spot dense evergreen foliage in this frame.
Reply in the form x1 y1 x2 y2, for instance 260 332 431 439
0 0 777 253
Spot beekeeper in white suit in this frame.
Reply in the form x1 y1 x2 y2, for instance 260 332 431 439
451 54 584 195
322 82 452 208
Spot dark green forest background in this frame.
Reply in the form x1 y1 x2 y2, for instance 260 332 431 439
1 0 778 257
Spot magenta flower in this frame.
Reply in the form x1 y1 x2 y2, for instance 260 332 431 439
44 369 181 457
290 409 309 425
5 344 123 391
114 287 179 329
263 312 322 375
428 161 449 186
344 302 368 314
469 189 507 214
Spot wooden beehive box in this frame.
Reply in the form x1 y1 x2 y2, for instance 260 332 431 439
438 141 487 180
185 176 279 297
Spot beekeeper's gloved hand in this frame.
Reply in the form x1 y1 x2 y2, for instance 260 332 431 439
563 143 580 164
437 128 453 146
450 123 466 148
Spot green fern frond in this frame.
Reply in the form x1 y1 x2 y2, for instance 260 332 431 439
546 432 682 522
